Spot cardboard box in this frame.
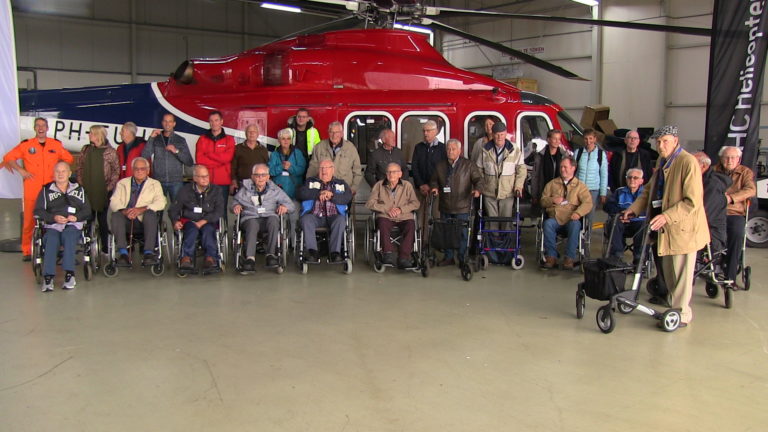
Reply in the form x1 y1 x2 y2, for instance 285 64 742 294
580 105 610 129
502 78 538 93
596 119 618 136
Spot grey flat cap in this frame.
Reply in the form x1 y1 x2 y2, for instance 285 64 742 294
651 125 679 139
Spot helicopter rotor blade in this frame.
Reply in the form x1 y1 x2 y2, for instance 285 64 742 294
423 19 588 81
271 15 361 42
432 8 711 37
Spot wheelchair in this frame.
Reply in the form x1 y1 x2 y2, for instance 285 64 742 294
535 209 590 271
102 211 170 277
364 211 426 276
295 210 354 274
232 213 289 275
31 217 98 283
172 217 229 277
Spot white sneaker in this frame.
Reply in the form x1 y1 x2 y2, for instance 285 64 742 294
41 276 54 292
62 273 76 290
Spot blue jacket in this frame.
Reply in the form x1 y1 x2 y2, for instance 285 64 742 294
604 185 645 221
575 146 608 196
296 176 352 216
268 147 307 199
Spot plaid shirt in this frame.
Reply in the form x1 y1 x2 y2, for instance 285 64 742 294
311 181 339 218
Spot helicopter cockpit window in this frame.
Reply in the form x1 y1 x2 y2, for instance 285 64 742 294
518 114 552 161
466 113 503 158
345 114 393 165
557 110 583 149
400 114 447 163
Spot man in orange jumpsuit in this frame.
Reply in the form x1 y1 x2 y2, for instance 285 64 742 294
2 117 73 260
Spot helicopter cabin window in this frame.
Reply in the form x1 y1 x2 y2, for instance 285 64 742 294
345 113 393 165
399 114 448 163
465 113 504 159
556 110 583 149
517 113 553 162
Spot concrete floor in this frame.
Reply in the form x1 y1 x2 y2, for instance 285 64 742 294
0 198 766 431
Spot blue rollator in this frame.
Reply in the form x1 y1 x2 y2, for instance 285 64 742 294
476 195 525 271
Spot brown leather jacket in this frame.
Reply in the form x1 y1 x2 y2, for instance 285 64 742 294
713 163 756 216
429 157 484 214
366 179 420 222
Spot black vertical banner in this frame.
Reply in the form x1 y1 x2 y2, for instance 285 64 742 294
704 0 768 169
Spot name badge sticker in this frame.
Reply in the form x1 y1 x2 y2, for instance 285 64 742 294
193 206 203 213
67 206 76 214
335 184 345 192
282 171 290 176
652 200 662 209
257 207 266 214
443 187 451 193
309 181 321 189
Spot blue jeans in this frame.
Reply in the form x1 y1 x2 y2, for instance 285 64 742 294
441 212 469 262
161 181 184 203
543 217 581 260
182 221 218 260
43 225 81 276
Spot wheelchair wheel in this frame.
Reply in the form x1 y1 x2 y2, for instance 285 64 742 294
743 266 751 291
511 255 525 270
576 286 585 319
343 259 353 274
84 262 94 281
421 264 429 278
460 262 472 281
596 305 615 334
705 282 719 299
364 220 372 264
300 262 308 274
150 262 165 277
103 263 118 278
479 254 489 271
660 309 681 332
724 286 733 309
373 258 386 273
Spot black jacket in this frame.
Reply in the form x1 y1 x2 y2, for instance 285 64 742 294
609 148 653 190
429 157 484 214
411 141 446 187
34 181 92 224
169 182 224 224
365 146 408 187
702 169 731 229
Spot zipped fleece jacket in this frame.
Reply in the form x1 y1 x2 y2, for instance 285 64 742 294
195 130 236 186
142 132 194 183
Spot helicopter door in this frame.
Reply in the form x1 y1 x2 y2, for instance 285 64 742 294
343 112 395 165
397 112 449 163
465 112 505 159
517 112 553 163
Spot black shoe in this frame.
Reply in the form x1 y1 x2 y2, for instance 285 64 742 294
381 252 395 266
117 253 132 267
241 258 256 273
305 249 320 264
329 252 343 263
142 252 158 266
265 255 279 268
397 257 414 269
179 256 194 270
22 254 31 262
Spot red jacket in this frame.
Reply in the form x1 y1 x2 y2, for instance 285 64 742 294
195 131 236 186
116 138 147 179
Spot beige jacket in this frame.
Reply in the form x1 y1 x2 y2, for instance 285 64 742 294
540 176 593 225
477 140 527 200
628 148 709 256
366 179 420 222
306 139 363 190
109 176 167 222
713 163 756 216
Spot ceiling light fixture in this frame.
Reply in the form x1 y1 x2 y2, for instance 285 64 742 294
261 3 302 13
571 0 599 6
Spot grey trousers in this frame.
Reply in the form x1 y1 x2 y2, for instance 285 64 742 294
483 196 515 229
111 210 158 252
300 213 345 253
242 216 279 257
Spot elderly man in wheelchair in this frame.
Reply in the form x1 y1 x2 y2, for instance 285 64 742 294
604 167 646 264
539 156 593 270
232 163 294 273
170 165 225 275
365 162 420 269
296 159 353 265
33 161 92 292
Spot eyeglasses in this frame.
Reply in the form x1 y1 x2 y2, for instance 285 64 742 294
252 173 269 177
386 170 401 174
625 176 642 180
134 166 149 171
